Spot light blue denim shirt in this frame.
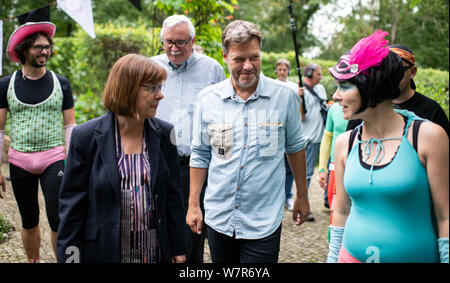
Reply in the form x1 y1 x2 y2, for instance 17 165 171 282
152 51 226 156
190 73 307 239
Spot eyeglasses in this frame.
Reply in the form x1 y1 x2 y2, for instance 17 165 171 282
32 45 52 52
402 65 413 72
143 84 163 94
160 38 192 48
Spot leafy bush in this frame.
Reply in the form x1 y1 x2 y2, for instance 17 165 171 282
261 51 337 99
414 68 449 118
0 214 14 244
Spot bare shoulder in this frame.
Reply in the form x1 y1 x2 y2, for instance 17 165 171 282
335 130 353 163
418 121 449 155
419 121 448 143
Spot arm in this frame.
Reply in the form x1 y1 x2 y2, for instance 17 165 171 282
163 126 186 263
187 93 211 234
186 167 208 234
331 132 352 228
63 107 76 155
298 87 305 121
326 132 352 263
318 131 333 190
57 127 89 263
419 123 449 239
286 149 310 225
0 108 7 198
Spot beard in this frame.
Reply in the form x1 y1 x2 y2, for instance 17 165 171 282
28 54 48 68
233 70 260 89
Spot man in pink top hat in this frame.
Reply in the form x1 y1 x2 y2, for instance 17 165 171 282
0 22 76 263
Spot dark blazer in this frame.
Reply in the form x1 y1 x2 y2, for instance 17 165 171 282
57 112 185 263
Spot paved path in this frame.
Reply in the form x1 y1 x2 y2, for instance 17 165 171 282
0 162 329 263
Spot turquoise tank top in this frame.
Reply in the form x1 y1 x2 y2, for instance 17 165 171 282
343 109 439 263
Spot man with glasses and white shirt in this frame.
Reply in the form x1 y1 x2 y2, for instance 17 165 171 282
152 14 226 263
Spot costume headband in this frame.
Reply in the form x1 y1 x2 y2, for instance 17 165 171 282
390 48 415 66
329 30 390 80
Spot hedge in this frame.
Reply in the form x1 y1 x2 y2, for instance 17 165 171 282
44 24 448 124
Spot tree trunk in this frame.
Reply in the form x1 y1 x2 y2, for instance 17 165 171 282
391 0 401 43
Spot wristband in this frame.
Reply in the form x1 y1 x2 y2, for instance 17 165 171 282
64 124 76 153
438 238 449 263
326 225 344 263
0 130 5 163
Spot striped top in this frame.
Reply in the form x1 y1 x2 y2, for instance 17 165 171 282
7 70 64 152
115 117 160 263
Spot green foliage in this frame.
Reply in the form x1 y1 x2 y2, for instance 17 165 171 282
153 0 238 66
414 68 450 118
47 23 161 124
261 51 337 99
0 213 14 244
319 0 449 71
234 0 335 54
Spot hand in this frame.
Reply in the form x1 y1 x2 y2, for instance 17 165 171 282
186 205 203 234
298 87 305 98
330 194 336 215
0 172 6 199
292 196 310 226
171 254 186 263
317 172 328 190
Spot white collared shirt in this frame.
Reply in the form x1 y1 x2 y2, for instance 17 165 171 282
152 51 226 156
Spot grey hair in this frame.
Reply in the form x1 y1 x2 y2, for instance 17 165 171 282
304 63 319 74
222 20 263 55
160 15 196 39
275 58 291 69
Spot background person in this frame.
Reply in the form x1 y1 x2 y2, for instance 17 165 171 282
152 14 226 263
0 21 76 263
301 62 328 222
327 30 448 263
57 54 186 263
317 102 347 224
274 58 305 211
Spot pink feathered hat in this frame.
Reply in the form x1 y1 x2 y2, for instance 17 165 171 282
329 30 390 80
7 21 56 63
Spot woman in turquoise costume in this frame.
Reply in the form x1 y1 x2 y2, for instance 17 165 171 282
326 30 448 263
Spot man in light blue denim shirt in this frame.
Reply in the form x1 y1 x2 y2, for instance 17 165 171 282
187 20 310 263
152 15 226 263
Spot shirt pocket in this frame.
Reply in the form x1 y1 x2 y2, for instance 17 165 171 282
257 122 283 159
207 123 233 160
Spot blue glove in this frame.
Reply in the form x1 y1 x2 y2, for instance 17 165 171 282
438 238 449 263
326 225 344 263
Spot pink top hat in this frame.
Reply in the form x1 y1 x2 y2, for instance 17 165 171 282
7 21 56 63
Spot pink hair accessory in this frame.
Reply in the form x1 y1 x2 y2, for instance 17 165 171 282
329 30 390 80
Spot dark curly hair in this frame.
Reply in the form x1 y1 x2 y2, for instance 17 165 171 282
14 31 54 65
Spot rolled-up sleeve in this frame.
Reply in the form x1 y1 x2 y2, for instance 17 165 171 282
190 94 211 168
285 91 307 154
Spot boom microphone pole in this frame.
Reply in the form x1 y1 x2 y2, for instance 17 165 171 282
287 0 307 114
287 0 303 87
